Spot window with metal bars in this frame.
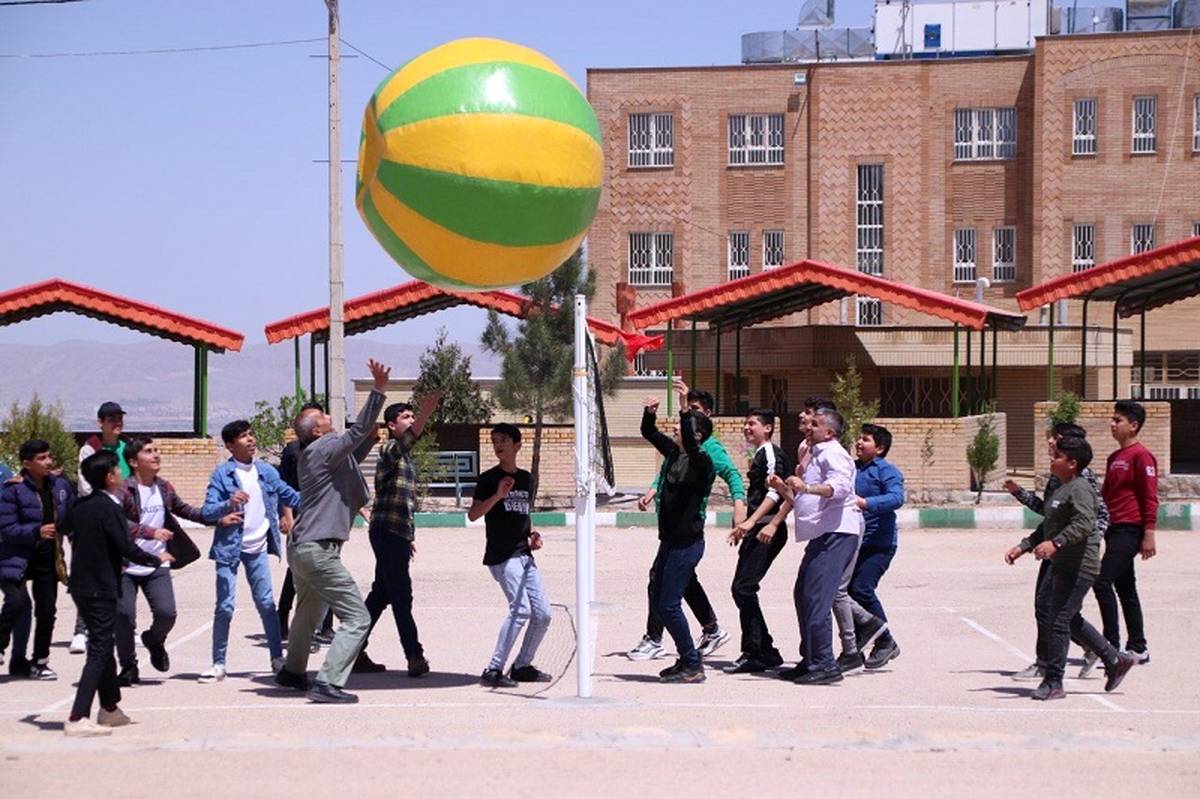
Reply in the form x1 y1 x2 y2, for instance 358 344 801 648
1132 96 1156 153
727 231 749 280
1131 223 1155 254
762 230 785 268
856 297 883 326
953 107 1017 160
992 227 1015 282
1073 98 1097 155
1194 96 1199 153
1072 224 1095 272
628 232 674 286
856 164 884 276
1193 221 1200 238
628 113 674 168
953 228 976 283
728 113 784 165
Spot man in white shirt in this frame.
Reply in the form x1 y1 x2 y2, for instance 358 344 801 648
769 408 863 685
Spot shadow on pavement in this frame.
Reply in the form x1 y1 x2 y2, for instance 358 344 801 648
19 714 64 732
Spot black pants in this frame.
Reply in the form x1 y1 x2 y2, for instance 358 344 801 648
648 539 706 668
278 567 334 634
0 556 57 664
645 573 716 642
730 523 787 660
362 528 424 659
1038 565 1117 684
116 569 177 670
1093 523 1147 652
71 596 121 719
1033 559 1091 664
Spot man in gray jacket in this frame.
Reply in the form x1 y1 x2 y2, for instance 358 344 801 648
274 359 389 704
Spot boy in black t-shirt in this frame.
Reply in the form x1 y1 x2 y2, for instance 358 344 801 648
468 424 552 689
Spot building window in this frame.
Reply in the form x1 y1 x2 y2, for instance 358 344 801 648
1132 96 1157 153
992 226 1016 282
1073 98 1097 155
856 297 883 326
953 107 1017 161
728 113 784 166
1193 221 1200 238
628 232 673 286
763 229 785 268
1072 224 1095 272
628 113 674 168
953 228 977 283
856 164 884 276
727 231 749 280
1131 223 1156 254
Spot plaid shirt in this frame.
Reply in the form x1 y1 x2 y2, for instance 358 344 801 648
370 430 417 541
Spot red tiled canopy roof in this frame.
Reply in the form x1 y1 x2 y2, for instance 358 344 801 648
263 280 623 347
1016 235 1200 318
625 259 1027 332
0 278 244 352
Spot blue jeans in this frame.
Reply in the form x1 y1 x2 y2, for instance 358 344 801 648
794 532 860 672
487 554 551 671
849 545 897 623
649 539 706 669
212 551 282 665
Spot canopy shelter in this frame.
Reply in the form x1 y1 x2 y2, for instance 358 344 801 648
263 280 626 401
625 259 1027 416
0 278 244 435
1016 235 1200 400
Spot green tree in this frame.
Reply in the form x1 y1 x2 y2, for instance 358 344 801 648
481 249 625 504
411 327 493 425
248 390 325 463
0 395 80 481
1048 390 1081 428
830 354 879 451
967 405 1001 504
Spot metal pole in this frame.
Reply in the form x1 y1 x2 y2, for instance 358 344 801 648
665 323 675 415
294 336 302 402
323 339 331 407
571 295 593 699
1048 302 1056 401
690 319 697 387
193 346 208 437
952 323 960 418
735 325 742 415
326 0 347 432
1081 297 1089 400
309 335 316 398
1140 305 1147 399
979 324 986 407
192 346 201 435
1112 300 1120 400
966 327 973 413
991 322 998 404
714 325 723 414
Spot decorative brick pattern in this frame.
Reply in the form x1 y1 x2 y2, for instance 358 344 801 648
154 437 225 506
1032 400 1171 477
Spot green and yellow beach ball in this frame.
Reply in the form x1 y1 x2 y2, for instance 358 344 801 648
356 38 603 290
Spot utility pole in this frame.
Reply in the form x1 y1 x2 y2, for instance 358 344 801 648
325 0 346 430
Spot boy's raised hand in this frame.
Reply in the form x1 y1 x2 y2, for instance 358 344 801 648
368 358 391 391
643 396 660 414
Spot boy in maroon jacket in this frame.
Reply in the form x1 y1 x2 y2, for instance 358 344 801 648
1097 400 1158 663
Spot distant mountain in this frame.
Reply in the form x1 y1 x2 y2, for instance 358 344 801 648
0 338 500 431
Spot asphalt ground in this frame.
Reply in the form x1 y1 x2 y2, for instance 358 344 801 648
2 526 1197 797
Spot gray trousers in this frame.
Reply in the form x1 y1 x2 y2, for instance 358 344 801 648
285 540 370 688
832 534 877 655
487 554 551 671
116 568 177 670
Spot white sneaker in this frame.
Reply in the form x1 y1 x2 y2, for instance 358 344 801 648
627 635 667 661
64 717 112 737
1078 649 1101 679
271 656 286 675
1126 647 1150 665
1012 662 1045 681
69 633 88 654
97 706 131 727
696 627 731 658
198 664 227 683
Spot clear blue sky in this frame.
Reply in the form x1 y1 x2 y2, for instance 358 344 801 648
0 0 876 347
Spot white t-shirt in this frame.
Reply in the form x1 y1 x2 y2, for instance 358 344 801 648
235 461 270 555
126 483 167 576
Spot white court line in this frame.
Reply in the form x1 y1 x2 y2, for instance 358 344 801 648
947 609 1125 712
33 620 213 716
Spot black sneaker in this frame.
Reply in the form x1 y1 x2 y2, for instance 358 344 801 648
352 652 386 674
836 651 866 674
865 638 900 670
510 664 552 683
777 662 809 681
723 655 767 674
1105 651 1136 692
7 659 30 678
480 668 518 688
407 656 430 678
117 666 140 687
658 659 685 679
307 680 358 704
761 650 785 669
854 616 888 653
274 667 309 691
1031 680 1065 701
660 662 705 683
794 667 844 685
141 630 170 672
29 660 57 681
1126 647 1150 665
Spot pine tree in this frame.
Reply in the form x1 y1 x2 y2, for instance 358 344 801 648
830 354 879 451
0 395 80 481
411 327 493 425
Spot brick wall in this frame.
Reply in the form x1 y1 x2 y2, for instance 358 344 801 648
476 425 578 507
1032 401 1171 477
872 413 1008 494
153 436 225 505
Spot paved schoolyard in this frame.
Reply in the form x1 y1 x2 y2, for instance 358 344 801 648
2 525 1198 797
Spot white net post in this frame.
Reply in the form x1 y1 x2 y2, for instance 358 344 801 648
572 294 595 698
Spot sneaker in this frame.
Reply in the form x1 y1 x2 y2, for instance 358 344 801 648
510 664 553 683
1105 651 1136 693
627 635 667 661
69 632 88 655
64 717 112 737
1012 662 1045 681
117 666 140 687
307 681 358 704
407 656 430 678
1031 680 1066 701
836 651 865 675
696 627 731 658
658 659 684 679
1126 647 1150 665
777 662 809 681
1078 649 1100 679
198 664 226 683
761 650 785 669
660 662 705 683
270 656 287 675
865 638 900 670
794 667 844 685
723 655 768 675
480 668 518 688
141 630 169 672
274 667 309 692
29 660 57 681
97 706 131 728
854 616 888 654
352 652 387 674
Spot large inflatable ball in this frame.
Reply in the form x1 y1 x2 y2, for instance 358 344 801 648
355 38 603 290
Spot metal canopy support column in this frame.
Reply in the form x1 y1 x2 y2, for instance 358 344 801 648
1112 299 1120 400
714 324 723 414
991 322 998 404
309 335 316 398
951 323 961 418
1081 298 1090 400
966 327 973 414
690 319 697 387
665 323 675 415
735 325 742 415
1140 305 1147 399
293 337 302 402
192 345 209 437
323 339 331 410
979 324 987 407
1047 302 1056 401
